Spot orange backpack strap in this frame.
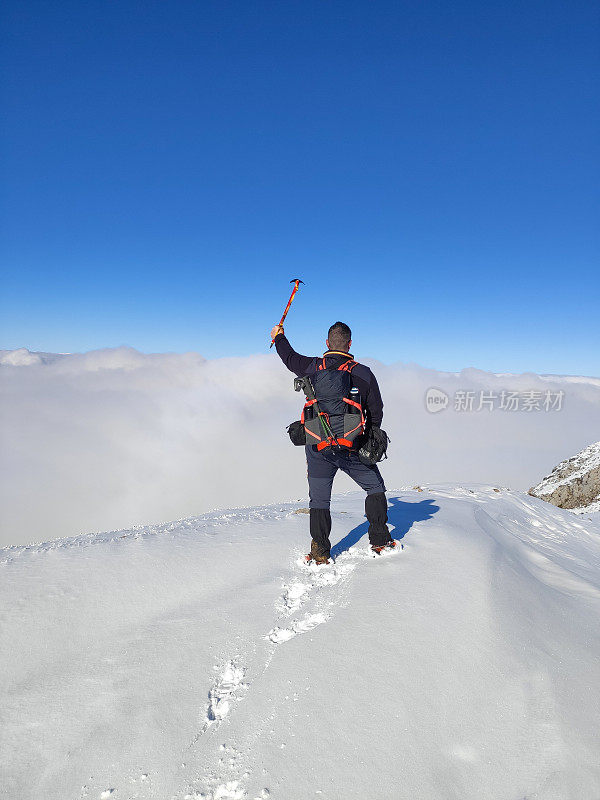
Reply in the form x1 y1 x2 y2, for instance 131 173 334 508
338 359 357 373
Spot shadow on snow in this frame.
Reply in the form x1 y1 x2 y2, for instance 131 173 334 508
331 496 440 559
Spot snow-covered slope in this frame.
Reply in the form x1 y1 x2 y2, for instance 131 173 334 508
529 441 600 513
1 487 600 800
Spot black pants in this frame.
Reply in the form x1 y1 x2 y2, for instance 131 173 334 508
306 445 390 551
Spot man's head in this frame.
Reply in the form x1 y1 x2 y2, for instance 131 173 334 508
326 321 352 353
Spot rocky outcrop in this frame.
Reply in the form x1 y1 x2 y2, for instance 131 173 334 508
529 442 600 511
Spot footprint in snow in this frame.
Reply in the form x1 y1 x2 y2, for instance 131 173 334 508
280 581 310 613
187 782 245 800
268 612 328 644
297 555 356 580
205 662 246 726
268 552 362 644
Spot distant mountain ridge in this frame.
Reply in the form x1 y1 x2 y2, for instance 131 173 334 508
529 441 600 512
0 348 69 366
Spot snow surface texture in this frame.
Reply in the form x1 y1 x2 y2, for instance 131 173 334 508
530 441 600 512
1 347 600 546
1 487 600 800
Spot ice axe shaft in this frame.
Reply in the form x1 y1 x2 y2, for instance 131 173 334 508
270 278 304 347
277 278 303 327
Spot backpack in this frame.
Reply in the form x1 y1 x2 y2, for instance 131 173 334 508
293 358 365 451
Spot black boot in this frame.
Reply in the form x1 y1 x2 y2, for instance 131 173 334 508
309 508 332 558
365 492 391 547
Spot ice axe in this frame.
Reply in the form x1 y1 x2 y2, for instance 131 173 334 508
270 278 304 347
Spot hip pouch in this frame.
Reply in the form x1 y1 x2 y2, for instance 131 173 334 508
358 426 390 465
287 420 306 446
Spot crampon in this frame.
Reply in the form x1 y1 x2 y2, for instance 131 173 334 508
371 540 398 555
305 553 331 566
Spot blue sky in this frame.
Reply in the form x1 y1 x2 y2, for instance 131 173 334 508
1 0 598 374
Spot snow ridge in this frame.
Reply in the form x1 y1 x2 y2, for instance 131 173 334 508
2 487 600 800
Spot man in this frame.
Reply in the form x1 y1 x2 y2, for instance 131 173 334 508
271 320 395 563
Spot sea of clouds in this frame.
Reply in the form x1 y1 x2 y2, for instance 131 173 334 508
1 346 599 547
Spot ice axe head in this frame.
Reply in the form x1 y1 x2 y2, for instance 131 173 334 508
290 278 304 285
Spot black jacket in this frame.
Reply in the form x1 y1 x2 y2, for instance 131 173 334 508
274 334 384 427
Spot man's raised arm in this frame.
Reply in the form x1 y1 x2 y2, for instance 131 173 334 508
271 326 314 377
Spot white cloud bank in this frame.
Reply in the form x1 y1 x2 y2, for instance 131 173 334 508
1 346 599 547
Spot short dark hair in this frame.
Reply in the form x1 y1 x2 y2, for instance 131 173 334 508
328 321 352 351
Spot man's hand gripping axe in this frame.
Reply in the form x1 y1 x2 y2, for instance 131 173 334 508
270 278 304 347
